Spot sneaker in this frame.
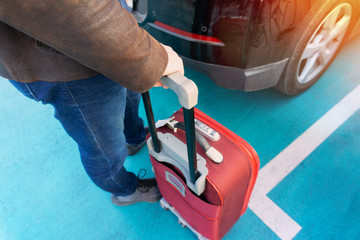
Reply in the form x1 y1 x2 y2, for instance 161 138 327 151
126 127 149 156
111 177 162 206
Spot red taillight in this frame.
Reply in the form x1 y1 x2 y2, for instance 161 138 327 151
149 21 225 47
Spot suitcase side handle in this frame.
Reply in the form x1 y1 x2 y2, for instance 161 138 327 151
160 72 198 109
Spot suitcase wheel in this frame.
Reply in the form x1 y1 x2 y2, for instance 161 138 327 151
159 198 209 239
159 198 170 211
161 205 170 211
178 220 187 228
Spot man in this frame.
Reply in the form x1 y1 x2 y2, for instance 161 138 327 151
0 0 184 206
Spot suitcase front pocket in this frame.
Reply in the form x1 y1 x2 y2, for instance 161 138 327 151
151 157 222 240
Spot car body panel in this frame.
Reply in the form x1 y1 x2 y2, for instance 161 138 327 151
133 0 360 91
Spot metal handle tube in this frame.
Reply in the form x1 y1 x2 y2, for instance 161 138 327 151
183 107 198 184
142 92 161 153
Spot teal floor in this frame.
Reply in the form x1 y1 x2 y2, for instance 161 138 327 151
1 36 359 240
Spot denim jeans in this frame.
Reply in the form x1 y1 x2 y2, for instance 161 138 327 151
9 74 146 196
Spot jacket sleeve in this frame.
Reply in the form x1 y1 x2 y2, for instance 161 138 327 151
0 0 168 92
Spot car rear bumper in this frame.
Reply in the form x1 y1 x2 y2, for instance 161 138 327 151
183 57 289 91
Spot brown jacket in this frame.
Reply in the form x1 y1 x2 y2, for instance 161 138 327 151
0 0 168 93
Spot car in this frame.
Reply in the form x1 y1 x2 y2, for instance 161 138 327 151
129 0 360 95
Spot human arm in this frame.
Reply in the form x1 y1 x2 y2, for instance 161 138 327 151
0 0 167 92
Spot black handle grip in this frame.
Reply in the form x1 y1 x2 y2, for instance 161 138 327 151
183 107 198 184
142 92 161 153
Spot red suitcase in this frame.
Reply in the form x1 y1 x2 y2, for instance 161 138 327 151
142 73 259 240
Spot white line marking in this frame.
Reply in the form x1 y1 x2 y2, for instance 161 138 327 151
249 85 360 240
249 195 301 240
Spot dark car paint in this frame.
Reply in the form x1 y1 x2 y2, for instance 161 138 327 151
135 0 360 90
141 0 311 67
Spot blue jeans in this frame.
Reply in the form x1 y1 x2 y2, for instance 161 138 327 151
9 74 146 196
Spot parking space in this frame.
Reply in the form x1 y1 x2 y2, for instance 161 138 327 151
0 35 359 240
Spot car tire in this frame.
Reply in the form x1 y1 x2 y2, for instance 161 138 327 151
275 0 358 95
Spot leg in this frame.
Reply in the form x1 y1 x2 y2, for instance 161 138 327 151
123 89 146 146
10 76 137 196
53 76 138 196
10 76 161 204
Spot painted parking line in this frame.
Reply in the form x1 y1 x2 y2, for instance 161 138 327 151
248 84 360 240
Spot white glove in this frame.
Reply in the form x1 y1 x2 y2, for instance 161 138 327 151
161 44 184 76
153 44 184 88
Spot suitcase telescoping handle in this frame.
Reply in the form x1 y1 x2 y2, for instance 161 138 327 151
142 72 199 184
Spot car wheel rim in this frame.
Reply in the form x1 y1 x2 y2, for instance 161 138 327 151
297 3 352 85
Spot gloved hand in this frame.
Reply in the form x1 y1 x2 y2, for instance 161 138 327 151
161 44 184 75
154 44 184 88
